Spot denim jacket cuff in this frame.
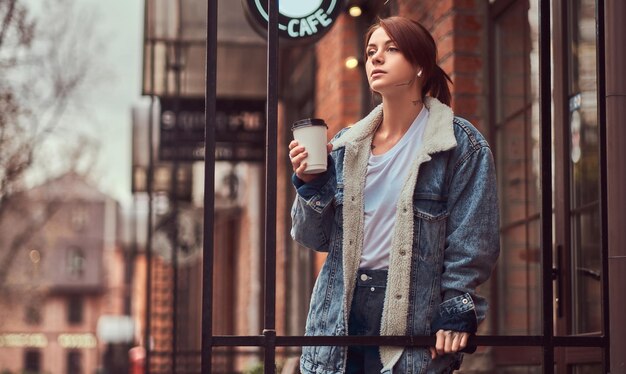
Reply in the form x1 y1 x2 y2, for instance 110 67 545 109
292 155 334 200
431 292 478 334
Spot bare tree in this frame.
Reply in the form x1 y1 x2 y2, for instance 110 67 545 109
0 0 104 292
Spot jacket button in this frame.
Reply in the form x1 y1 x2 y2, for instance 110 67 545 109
462 298 469 304
315 201 321 206
360 274 368 281
370 287 375 292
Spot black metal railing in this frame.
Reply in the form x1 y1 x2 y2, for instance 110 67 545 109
595 0 610 369
201 0 218 371
191 1 611 373
538 0 554 370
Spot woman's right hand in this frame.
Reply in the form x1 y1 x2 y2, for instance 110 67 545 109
288 140 332 184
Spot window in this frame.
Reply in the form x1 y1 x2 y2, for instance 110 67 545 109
565 0 602 336
490 0 607 371
492 0 542 339
70 206 88 231
24 303 42 325
24 349 41 372
67 296 83 324
66 247 85 278
67 350 82 374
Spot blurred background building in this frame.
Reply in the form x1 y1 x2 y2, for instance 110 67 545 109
0 172 131 373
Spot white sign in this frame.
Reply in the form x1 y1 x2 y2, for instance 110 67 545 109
58 333 97 349
0 333 48 348
97 315 135 344
243 0 343 44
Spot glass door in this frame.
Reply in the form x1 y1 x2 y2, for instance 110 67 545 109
565 0 601 337
491 0 607 372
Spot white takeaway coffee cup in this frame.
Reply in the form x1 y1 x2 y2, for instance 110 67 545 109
291 118 328 174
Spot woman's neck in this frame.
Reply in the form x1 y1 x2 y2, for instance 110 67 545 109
379 95 424 137
369 94 424 155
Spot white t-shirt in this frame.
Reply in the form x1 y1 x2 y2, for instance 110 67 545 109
360 107 429 269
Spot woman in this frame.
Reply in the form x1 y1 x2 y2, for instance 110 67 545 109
289 16 499 374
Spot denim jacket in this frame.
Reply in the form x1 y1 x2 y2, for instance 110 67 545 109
291 97 500 374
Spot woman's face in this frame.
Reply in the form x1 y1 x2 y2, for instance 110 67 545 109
365 27 419 95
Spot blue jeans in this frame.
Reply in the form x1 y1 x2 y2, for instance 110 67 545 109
346 269 387 374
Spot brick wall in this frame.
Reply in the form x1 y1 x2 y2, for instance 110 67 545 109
315 14 364 138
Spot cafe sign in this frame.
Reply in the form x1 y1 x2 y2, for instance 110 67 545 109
242 0 343 44
159 97 266 162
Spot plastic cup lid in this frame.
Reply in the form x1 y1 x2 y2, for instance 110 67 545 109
291 118 327 131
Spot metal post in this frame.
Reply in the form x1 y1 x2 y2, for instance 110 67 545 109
202 0 218 372
145 82 155 373
539 0 554 373
594 1 610 372
145 7 156 371
170 64 181 374
263 0 279 373
605 1 626 372
128 196 138 316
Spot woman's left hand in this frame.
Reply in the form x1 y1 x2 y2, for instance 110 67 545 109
429 330 470 359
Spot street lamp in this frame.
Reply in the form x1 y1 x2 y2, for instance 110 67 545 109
348 5 363 17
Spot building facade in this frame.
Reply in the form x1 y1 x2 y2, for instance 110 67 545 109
0 172 128 374
137 0 625 372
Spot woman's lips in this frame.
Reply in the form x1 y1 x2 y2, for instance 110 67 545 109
370 70 386 79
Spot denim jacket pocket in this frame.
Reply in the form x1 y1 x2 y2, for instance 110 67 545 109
413 197 449 264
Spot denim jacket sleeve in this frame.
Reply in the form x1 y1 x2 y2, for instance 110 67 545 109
432 144 500 334
290 156 337 252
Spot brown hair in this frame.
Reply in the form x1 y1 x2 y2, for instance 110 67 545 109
364 16 452 105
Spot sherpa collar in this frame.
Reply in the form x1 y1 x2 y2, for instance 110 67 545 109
331 97 456 371
332 96 456 152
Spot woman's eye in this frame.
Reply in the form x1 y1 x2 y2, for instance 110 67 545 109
366 50 376 57
387 46 399 52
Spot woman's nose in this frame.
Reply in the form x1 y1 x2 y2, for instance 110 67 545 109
371 53 383 64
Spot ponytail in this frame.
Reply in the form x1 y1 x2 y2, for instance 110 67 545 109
423 65 452 106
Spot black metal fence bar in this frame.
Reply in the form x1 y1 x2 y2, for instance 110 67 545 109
596 0 610 371
171 9 184 368
208 335 606 347
192 1 614 373
145 25 156 374
167 335 609 350
551 336 608 348
263 0 279 373
539 0 554 373
201 0 218 372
